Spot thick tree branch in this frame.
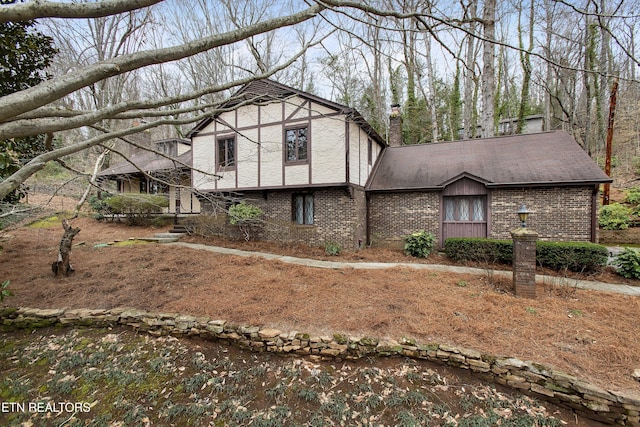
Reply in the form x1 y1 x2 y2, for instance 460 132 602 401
0 0 163 23
0 39 321 139
0 3 323 122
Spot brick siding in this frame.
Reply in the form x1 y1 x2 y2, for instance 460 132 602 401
200 186 595 249
200 188 367 250
368 192 440 247
369 186 595 247
490 187 594 242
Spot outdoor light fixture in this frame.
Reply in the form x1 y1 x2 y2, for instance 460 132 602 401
517 203 531 228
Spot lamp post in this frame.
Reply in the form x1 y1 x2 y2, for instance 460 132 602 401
517 203 530 228
512 202 537 298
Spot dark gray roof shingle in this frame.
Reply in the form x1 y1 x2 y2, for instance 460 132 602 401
98 150 192 177
367 131 611 191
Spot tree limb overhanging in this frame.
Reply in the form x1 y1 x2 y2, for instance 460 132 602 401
0 3 324 122
0 0 164 23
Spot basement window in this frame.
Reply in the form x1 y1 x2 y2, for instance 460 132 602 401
293 193 313 225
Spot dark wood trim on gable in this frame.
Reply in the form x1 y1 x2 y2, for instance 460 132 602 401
285 99 309 121
345 120 350 184
258 104 261 188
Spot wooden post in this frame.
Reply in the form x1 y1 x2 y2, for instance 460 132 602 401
511 227 538 298
52 219 81 277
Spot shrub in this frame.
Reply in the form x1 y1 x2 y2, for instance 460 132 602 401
228 202 263 241
599 203 632 230
444 238 607 272
536 241 608 272
613 248 640 279
324 242 342 256
88 194 112 220
104 194 169 226
624 187 640 205
228 202 263 225
444 238 512 264
404 230 435 258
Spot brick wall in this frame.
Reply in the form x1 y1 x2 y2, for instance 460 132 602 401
368 192 440 247
200 188 367 250
490 187 594 241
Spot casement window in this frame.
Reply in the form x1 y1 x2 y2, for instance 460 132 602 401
444 196 486 222
293 193 314 225
368 139 373 165
285 126 308 162
217 136 236 169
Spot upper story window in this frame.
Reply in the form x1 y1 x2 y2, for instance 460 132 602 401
286 126 308 163
368 139 373 165
217 136 236 169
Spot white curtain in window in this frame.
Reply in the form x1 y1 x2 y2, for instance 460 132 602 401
458 198 470 220
473 197 485 221
304 195 314 224
444 198 455 221
295 195 304 224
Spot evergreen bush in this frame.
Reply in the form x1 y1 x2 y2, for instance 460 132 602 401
403 230 435 258
104 194 169 226
444 238 607 272
599 203 632 230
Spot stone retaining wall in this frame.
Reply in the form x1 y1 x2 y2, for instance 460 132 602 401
1 307 638 426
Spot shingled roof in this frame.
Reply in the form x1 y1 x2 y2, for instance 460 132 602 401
186 79 386 146
98 150 191 177
366 130 611 191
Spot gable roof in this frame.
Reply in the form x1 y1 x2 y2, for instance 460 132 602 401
186 79 386 146
98 143 192 177
367 130 611 191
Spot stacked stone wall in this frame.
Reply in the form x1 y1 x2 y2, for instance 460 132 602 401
2 307 638 426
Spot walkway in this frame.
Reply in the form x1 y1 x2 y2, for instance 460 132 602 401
170 242 640 297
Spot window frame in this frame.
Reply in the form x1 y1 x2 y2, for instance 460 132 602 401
443 195 487 223
292 193 314 225
284 125 309 164
216 136 236 171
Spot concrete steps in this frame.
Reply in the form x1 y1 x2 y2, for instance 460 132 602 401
139 232 186 244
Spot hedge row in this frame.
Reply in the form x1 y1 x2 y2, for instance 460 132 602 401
444 238 609 272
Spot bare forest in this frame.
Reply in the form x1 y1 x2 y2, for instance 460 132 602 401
0 0 638 210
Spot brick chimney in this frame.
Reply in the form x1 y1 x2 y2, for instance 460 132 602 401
389 104 402 147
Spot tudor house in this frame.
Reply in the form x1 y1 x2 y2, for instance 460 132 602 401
98 138 201 214
189 80 611 249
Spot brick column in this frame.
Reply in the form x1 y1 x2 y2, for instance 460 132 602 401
511 228 538 298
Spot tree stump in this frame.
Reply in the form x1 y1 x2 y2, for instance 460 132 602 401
52 219 81 277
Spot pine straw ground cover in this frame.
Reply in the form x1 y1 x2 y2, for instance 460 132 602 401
0 218 638 408
0 327 583 426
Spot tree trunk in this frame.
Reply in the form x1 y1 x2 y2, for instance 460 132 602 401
52 219 81 277
481 0 496 138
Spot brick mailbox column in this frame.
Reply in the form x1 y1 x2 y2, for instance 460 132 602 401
511 228 538 298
